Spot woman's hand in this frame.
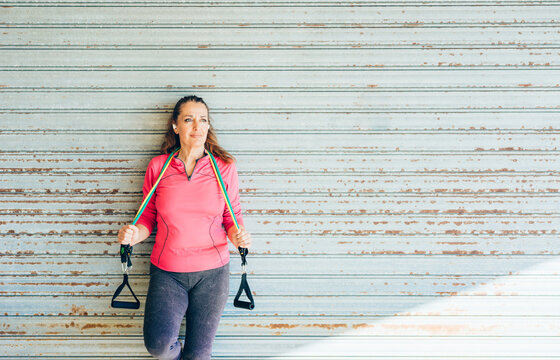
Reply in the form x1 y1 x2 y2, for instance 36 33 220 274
233 226 252 249
118 224 139 246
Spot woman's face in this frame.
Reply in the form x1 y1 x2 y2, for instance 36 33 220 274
174 101 210 148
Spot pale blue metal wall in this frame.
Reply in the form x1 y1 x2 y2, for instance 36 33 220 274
1 1 560 358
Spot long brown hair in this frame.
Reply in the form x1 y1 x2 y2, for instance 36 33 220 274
160 95 235 163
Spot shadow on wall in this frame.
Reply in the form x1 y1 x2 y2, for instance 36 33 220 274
216 254 560 358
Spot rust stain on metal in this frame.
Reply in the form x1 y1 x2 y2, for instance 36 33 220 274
437 241 476 245
471 210 507 214
403 21 424 27
443 250 484 255
244 323 297 330
69 304 88 316
244 323 348 331
301 23 325 27
351 323 373 330
310 323 348 330
421 210 439 214
65 321 77 328
247 209 290 214
81 323 106 330
269 323 298 329
83 323 134 330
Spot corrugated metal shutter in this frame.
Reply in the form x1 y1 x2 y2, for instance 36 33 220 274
1 1 559 358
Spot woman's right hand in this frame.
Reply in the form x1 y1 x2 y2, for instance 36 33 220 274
118 224 139 246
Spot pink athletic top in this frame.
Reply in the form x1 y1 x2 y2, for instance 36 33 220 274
136 151 245 273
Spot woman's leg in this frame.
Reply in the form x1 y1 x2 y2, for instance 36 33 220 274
143 264 189 360
182 263 230 360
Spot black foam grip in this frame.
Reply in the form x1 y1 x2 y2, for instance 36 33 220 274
233 299 255 310
111 300 140 309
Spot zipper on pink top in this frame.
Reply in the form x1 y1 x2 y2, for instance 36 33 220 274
174 153 207 181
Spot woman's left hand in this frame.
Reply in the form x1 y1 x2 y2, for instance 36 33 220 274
234 226 252 249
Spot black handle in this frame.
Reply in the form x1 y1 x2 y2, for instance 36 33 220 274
233 299 255 310
111 273 141 309
111 299 141 309
233 273 254 310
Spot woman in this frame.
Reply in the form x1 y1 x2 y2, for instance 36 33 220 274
117 95 252 360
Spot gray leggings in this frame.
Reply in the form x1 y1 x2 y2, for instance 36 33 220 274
143 262 230 360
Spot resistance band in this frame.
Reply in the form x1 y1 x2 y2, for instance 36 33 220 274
207 150 255 310
111 148 254 310
111 148 179 309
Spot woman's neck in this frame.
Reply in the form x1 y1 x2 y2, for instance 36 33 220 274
178 145 205 163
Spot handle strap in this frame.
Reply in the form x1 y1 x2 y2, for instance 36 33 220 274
111 274 140 309
233 273 255 310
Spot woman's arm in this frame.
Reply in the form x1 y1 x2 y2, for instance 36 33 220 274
221 160 252 249
117 157 158 246
227 226 239 248
135 157 159 235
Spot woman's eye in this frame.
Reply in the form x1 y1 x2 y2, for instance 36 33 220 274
183 118 207 122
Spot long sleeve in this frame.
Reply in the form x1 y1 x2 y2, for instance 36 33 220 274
135 158 158 235
222 160 244 234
